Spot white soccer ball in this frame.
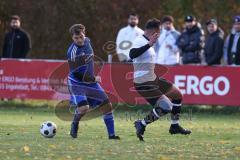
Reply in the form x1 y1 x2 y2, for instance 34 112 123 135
40 121 57 138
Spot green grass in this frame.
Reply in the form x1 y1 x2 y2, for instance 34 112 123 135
0 100 240 160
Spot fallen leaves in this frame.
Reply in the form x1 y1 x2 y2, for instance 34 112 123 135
67 145 75 150
159 156 171 160
49 144 57 149
234 146 240 153
218 140 230 145
23 145 30 152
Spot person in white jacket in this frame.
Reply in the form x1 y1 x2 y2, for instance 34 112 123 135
156 16 180 65
116 13 144 62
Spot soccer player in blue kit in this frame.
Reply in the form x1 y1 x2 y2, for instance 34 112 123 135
67 24 120 140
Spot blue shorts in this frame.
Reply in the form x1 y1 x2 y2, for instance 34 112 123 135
68 79 109 108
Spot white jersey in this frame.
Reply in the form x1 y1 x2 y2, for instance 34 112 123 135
116 25 144 61
132 35 156 83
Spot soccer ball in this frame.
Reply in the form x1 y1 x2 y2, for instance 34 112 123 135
40 121 57 138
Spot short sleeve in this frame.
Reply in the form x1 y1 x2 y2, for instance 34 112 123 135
132 37 146 48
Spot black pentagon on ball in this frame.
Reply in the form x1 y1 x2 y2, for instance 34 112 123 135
53 129 56 134
47 123 52 127
44 130 49 135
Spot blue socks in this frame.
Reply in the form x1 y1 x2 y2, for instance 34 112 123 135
72 109 82 123
103 112 115 137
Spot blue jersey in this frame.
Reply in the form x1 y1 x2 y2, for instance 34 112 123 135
67 37 94 82
66 38 109 107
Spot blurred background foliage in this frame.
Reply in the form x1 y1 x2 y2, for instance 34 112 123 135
0 0 239 60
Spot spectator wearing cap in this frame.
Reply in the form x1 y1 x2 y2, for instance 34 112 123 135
155 15 180 65
224 16 240 65
204 19 224 65
2 15 31 58
177 15 205 64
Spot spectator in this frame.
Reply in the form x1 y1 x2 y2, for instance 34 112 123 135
116 13 144 62
204 19 224 65
177 15 205 64
156 15 180 65
224 16 240 65
2 15 31 58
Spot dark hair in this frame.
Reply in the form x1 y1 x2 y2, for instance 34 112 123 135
145 18 161 30
162 15 174 23
10 15 21 21
129 13 139 18
69 24 85 36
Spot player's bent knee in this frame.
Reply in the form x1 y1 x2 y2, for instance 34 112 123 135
76 105 89 114
100 101 113 114
172 85 183 100
155 95 172 113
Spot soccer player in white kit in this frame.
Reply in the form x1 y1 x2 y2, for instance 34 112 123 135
129 18 191 141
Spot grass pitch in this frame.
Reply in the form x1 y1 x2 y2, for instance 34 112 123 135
0 100 240 160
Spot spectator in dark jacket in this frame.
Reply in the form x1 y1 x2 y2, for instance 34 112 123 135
224 16 240 65
2 15 31 58
204 19 224 65
177 15 205 64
